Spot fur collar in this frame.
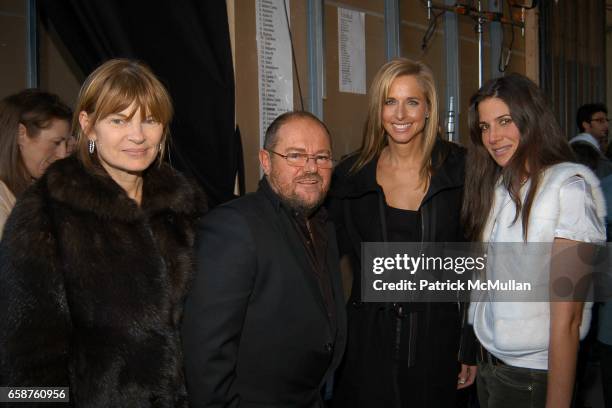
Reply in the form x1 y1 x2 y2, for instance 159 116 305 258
43 156 205 222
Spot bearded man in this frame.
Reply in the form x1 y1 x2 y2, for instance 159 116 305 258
182 111 346 408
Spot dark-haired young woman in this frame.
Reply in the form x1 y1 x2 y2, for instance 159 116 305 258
463 73 606 408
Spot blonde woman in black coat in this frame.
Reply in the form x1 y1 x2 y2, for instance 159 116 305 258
329 58 476 407
0 59 206 407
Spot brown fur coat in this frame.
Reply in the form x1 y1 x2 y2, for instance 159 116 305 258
0 156 206 407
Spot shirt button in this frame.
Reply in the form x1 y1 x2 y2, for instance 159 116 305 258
325 342 333 353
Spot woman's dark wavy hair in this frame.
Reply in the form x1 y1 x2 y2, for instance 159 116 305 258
461 73 574 241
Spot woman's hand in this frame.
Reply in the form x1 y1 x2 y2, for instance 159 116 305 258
457 364 477 389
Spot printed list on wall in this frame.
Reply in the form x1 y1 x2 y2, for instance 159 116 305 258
255 0 294 147
338 7 366 94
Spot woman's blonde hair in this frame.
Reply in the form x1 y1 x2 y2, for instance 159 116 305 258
73 58 173 173
351 58 440 181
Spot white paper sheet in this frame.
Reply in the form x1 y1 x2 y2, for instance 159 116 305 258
256 0 294 147
338 7 366 94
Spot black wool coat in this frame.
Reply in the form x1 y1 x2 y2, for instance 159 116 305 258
182 178 347 408
327 140 476 408
0 156 206 407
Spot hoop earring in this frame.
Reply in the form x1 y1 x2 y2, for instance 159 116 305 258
88 140 95 154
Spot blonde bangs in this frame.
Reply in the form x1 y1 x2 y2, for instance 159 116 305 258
74 59 173 173
93 72 172 125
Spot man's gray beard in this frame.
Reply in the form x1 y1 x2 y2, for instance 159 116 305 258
279 192 325 217
267 172 328 216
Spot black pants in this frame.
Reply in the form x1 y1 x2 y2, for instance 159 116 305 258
477 361 547 408
601 341 612 408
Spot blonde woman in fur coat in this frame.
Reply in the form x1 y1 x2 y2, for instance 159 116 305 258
0 59 206 407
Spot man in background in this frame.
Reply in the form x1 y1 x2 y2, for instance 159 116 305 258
571 103 612 408
575 103 609 153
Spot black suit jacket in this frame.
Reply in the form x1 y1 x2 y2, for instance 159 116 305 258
182 179 346 408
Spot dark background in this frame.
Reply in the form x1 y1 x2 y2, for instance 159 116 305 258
39 0 241 207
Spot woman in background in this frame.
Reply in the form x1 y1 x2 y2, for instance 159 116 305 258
0 89 71 237
329 58 476 407
463 73 606 408
0 59 206 407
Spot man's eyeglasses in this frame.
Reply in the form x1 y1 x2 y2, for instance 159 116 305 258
590 118 610 124
267 150 334 169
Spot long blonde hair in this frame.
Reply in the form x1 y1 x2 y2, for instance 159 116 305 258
351 58 440 182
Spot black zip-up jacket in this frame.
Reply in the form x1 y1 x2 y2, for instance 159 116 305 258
327 139 477 408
